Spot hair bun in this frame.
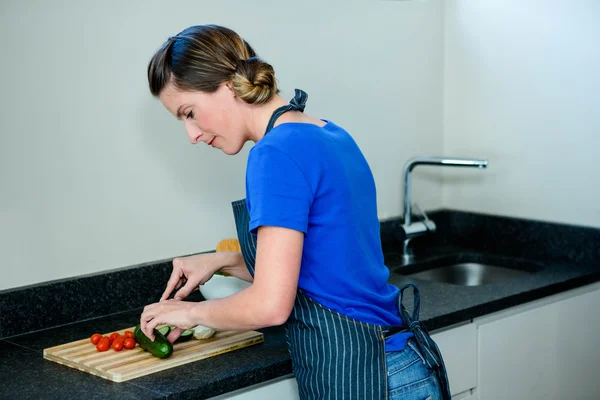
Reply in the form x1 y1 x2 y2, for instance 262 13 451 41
232 57 277 105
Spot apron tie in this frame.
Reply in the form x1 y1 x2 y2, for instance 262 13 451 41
288 88 308 112
264 89 308 133
399 284 452 400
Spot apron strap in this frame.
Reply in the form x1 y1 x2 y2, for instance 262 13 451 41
382 283 420 337
398 283 452 400
264 89 308 134
399 283 421 322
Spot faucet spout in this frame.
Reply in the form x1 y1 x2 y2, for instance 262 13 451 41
400 156 488 263
403 156 488 225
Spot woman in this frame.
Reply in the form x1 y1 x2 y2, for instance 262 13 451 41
140 24 449 400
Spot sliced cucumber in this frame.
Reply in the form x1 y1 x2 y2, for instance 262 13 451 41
157 325 171 336
154 326 194 344
174 329 194 343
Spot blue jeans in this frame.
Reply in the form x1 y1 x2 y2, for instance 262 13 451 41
386 339 443 400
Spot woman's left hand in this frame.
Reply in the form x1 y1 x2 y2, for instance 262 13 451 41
140 299 198 341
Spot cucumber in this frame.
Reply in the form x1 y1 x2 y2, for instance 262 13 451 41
157 325 171 336
161 326 193 344
174 329 194 343
134 324 173 359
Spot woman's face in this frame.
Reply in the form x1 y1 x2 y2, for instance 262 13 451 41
159 82 247 155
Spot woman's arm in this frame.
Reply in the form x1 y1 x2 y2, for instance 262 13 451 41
141 226 303 338
217 252 254 283
196 226 303 329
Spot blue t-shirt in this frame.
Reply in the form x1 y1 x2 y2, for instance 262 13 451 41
245 120 412 351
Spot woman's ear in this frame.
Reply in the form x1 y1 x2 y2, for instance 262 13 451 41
225 82 236 97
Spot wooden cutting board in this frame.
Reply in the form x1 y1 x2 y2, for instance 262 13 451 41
43 327 263 382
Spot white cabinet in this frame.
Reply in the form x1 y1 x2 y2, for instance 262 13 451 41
475 282 600 400
451 390 478 400
431 322 478 397
208 375 299 400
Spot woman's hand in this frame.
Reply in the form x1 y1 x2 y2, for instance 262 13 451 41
139 226 302 337
140 299 199 341
140 252 251 342
160 253 225 302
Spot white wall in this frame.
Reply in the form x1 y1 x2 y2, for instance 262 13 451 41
442 0 600 227
0 0 445 290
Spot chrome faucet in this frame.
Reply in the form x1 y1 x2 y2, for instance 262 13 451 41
400 156 488 263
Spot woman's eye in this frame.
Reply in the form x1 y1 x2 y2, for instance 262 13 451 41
186 110 195 119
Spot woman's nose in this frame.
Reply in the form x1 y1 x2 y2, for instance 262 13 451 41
188 133 201 144
184 121 202 144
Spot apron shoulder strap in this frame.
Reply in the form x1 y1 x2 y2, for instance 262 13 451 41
264 89 308 134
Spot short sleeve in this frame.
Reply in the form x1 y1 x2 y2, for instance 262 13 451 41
246 144 314 235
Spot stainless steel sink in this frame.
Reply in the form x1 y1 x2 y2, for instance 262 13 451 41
389 253 544 287
402 262 533 286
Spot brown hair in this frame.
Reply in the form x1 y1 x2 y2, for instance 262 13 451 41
148 25 278 104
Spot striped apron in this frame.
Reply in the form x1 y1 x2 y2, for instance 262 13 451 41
231 89 451 400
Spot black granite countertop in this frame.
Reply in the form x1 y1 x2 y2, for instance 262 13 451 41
1 210 599 399
1 305 292 400
384 245 600 331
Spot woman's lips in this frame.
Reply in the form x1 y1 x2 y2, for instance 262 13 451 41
208 137 215 147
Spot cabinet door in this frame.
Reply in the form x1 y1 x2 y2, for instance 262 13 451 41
554 285 600 399
431 322 477 396
477 285 600 400
211 376 299 400
452 392 478 400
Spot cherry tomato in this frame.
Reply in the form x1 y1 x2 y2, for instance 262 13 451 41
123 338 136 350
90 333 102 345
124 330 133 339
96 337 110 352
110 332 119 341
112 339 124 351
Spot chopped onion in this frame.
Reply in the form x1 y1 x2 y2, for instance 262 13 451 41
193 324 216 339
